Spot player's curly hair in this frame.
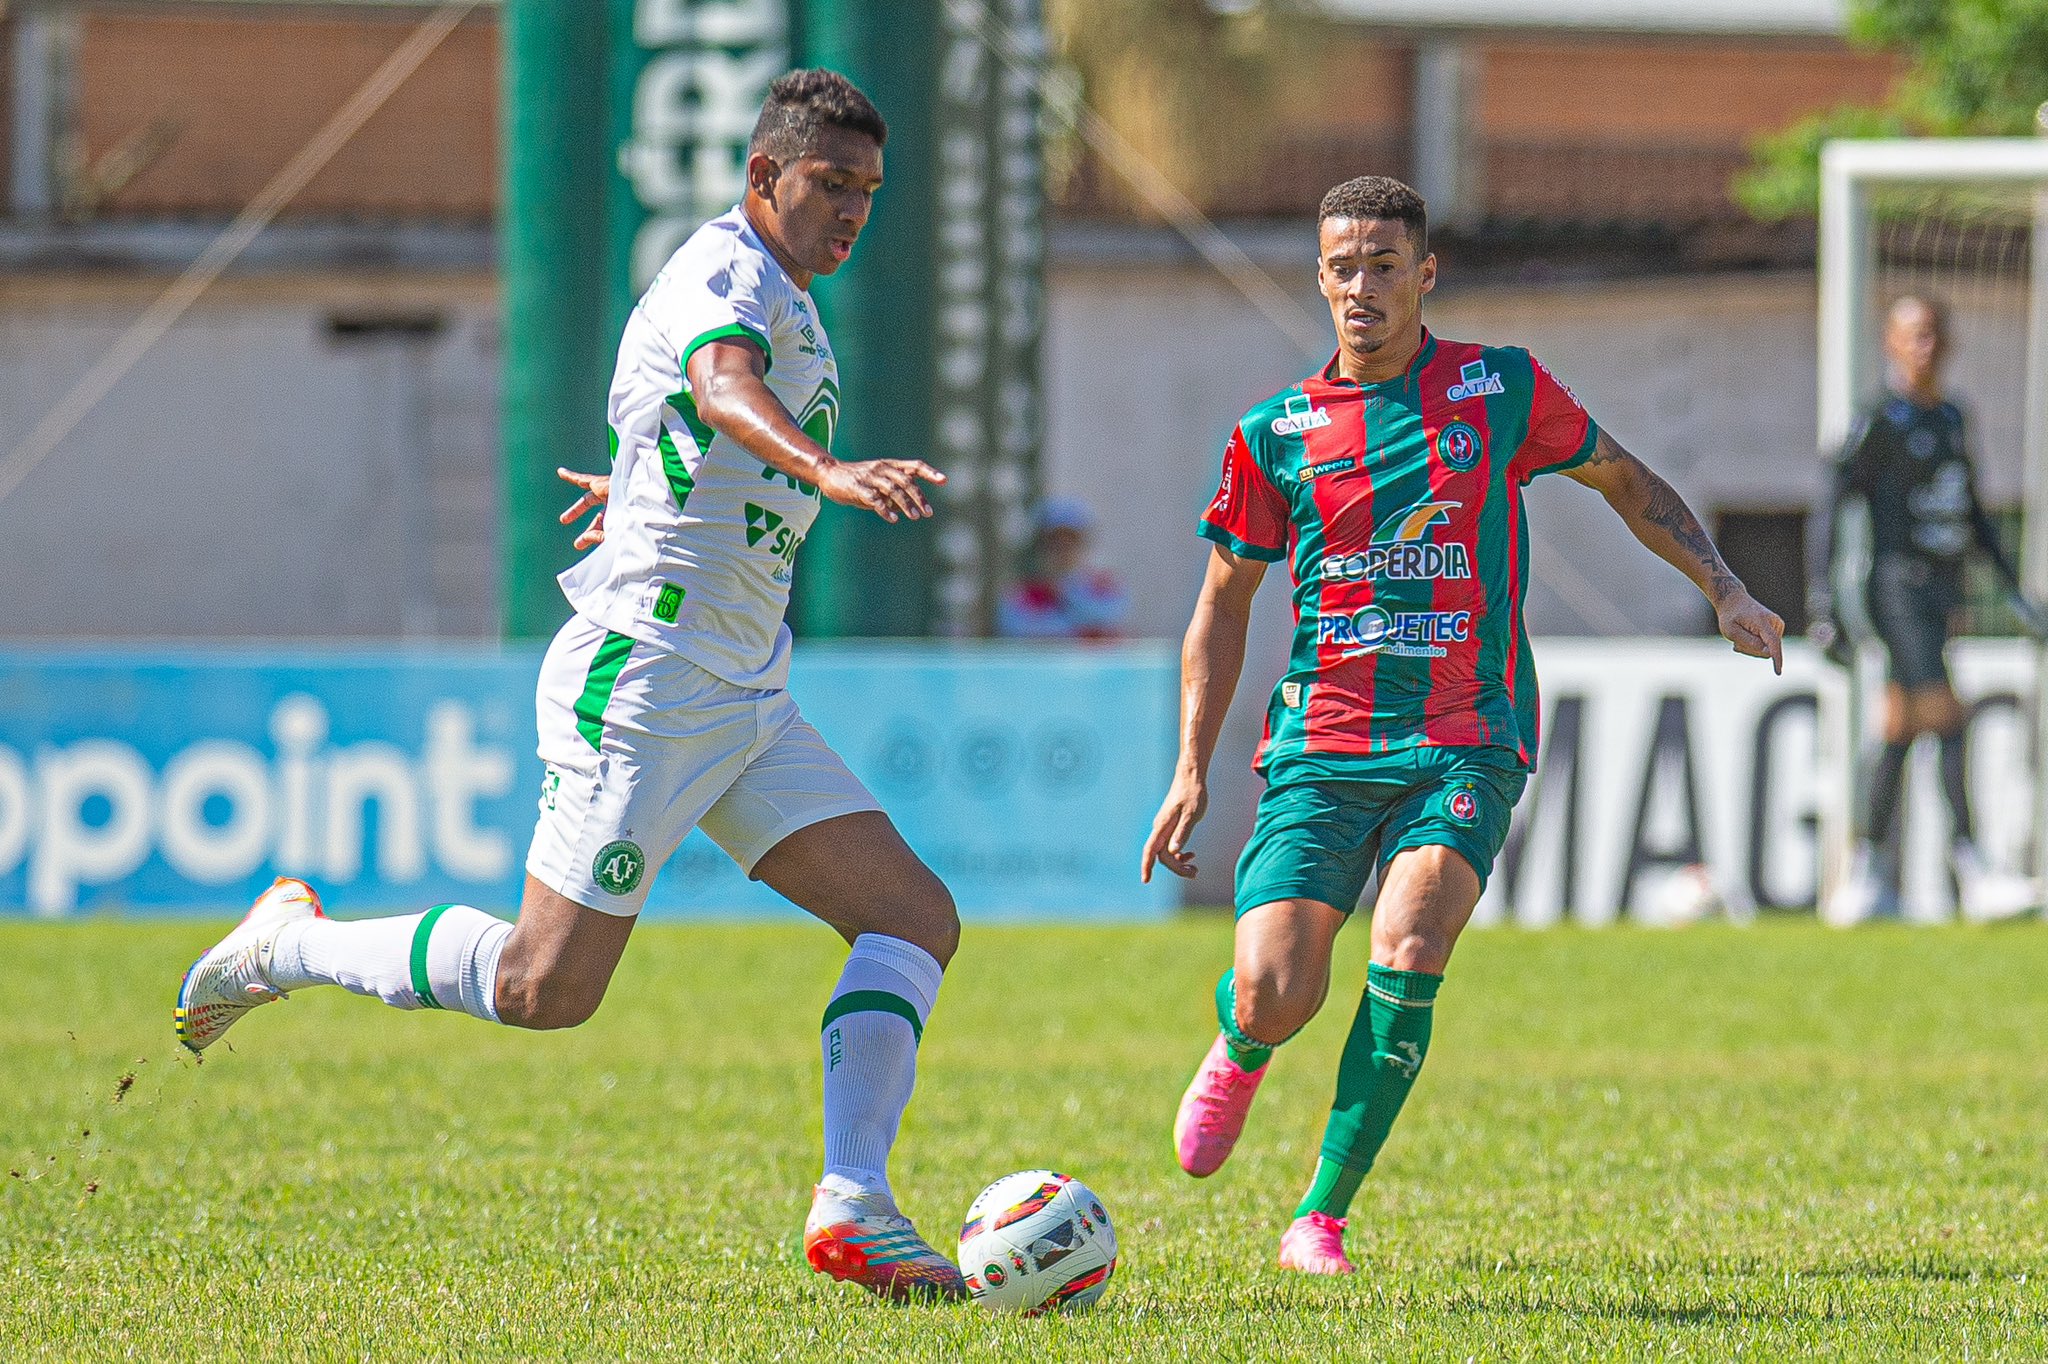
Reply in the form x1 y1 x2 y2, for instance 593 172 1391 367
1317 176 1428 255
750 69 888 161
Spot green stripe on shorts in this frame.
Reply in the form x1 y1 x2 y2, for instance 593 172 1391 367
573 630 634 751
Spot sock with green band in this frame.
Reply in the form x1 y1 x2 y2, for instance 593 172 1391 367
268 903 511 1021
1214 969 1274 1072
820 934 943 1200
1294 962 1441 1220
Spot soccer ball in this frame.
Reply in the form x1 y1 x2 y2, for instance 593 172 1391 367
957 1170 1118 1314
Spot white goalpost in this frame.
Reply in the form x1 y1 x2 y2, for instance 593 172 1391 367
1815 129 2048 913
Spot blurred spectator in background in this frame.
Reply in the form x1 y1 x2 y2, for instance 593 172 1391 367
999 497 1129 640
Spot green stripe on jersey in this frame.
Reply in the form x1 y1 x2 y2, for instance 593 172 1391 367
820 989 925 1043
679 322 773 378
1196 521 1285 562
573 630 634 750
409 904 452 1009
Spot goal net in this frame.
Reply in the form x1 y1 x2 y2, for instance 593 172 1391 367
1816 136 2048 918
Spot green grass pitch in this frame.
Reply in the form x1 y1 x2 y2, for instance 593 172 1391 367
3 918 2045 1360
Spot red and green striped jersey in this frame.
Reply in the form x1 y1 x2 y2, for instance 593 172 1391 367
1199 330 1598 778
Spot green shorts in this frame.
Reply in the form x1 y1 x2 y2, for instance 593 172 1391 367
1233 746 1529 918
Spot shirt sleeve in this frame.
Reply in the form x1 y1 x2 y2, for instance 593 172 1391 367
1197 423 1289 562
1509 351 1600 483
1808 413 1879 606
644 242 777 379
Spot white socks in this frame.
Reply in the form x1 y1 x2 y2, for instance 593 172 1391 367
269 904 512 1022
819 934 944 1201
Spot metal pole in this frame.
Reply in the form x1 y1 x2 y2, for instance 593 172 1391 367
2026 104 2048 879
1816 142 1872 911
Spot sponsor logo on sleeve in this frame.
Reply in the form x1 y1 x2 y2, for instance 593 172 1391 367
1446 360 1505 402
1270 393 1333 436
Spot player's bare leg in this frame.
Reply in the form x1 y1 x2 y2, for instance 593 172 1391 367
1281 846 1479 1276
177 873 636 1054
1175 898 1344 1177
491 879 636 1027
752 810 967 1300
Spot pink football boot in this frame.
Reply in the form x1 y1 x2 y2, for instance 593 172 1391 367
1277 1212 1356 1275
1173 1033 1269 1176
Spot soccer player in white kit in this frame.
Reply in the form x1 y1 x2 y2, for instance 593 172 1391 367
174 69 966 1300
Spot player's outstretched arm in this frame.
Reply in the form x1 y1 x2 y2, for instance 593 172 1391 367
688 339 944 523
1142 544 1267 883
1565 429 1785 674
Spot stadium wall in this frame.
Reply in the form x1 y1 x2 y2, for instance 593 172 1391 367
23 263 2042 645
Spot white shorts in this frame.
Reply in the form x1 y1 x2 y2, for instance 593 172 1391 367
526 612 881 915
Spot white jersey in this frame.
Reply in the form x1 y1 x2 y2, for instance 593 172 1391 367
559 207 837 691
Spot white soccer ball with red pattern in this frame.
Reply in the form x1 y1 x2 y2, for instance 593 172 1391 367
957 1170 1117 1314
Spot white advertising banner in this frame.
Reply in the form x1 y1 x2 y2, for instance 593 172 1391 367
1476 639 2039 926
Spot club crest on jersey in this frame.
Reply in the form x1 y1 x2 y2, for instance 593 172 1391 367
1446 784 1480 826
1437 421 1484 471
1446 360 1505 402
1271 393 1333 436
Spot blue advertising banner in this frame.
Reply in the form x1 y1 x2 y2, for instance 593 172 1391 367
0 644 1177 920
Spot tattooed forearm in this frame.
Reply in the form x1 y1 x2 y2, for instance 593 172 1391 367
1633 463 1742 602
1568 433 1743 605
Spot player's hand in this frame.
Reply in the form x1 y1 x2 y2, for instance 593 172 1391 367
1141 773 1208 883
1715 589 1785 674
557 467 611 550
818 458 946 523
1809 612 1854 668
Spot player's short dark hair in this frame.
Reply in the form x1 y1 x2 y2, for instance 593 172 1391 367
1317 175 1428 256
749 69 887 162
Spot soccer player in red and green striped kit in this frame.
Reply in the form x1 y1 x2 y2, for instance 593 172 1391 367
1140 175 1786 1275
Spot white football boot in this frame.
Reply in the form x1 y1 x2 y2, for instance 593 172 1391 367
1822 843 1898 927
803 1181 966 1301
174 877 326 1052
1952 841 2040 924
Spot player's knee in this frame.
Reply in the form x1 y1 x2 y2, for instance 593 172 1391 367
902 881 960 967
494 956 607 1030
1234 967 1321 1042
1374 930 1451 975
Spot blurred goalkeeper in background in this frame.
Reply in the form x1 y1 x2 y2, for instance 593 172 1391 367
1809 295 2048 924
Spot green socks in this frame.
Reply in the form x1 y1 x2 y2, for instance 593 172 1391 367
1294 962 1441 1220
1214 969 1273 1072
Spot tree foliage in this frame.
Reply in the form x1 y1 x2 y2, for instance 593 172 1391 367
1042 0 1322 213
1736 0 2048 219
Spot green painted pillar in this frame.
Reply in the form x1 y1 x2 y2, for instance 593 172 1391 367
790 0 941 637
503 0 1042 640
501 1 612 640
